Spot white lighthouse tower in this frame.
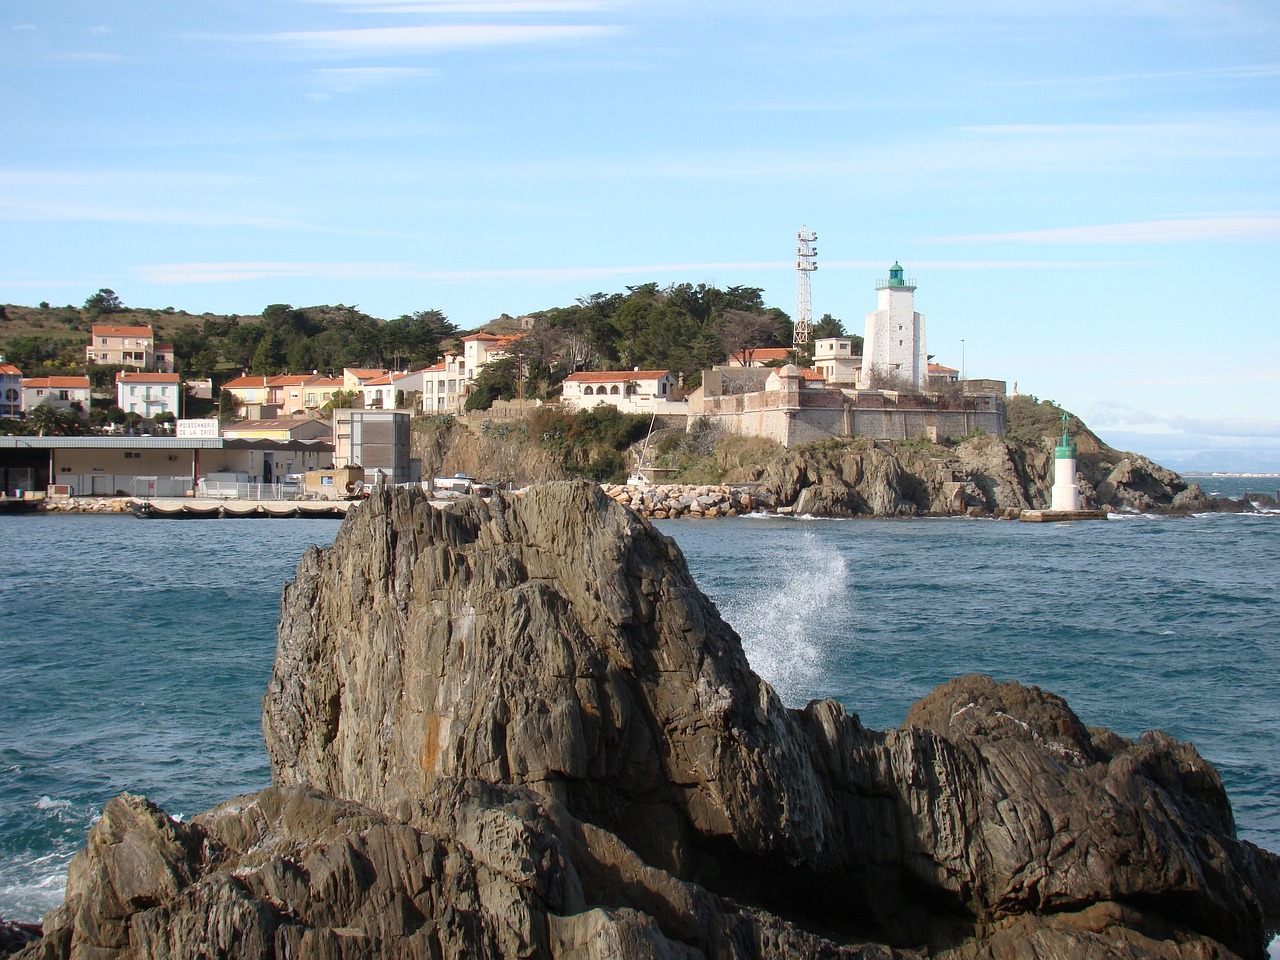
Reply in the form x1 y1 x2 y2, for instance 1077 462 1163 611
857 262 928 390
1051 414 1080 512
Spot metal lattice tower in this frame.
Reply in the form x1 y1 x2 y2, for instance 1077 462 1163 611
794 225 818 345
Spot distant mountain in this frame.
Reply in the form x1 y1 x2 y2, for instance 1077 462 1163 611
1162 449 1280 476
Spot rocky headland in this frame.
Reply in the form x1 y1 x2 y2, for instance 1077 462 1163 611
10 482 1279 959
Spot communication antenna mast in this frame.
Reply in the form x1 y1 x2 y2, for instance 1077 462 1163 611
794 225 817 346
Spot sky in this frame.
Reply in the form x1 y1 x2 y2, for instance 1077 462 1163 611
2 0 1279 470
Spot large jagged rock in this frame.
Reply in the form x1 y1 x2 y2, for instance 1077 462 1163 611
17 483 1280 959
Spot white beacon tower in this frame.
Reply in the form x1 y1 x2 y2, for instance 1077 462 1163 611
1051 414 1080 511
858 261 928 390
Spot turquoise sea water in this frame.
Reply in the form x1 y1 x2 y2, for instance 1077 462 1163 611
1 490 1278 940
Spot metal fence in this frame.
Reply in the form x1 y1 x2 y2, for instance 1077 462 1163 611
195 479 303 500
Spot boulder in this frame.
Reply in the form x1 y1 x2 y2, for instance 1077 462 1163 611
18 483 1280 960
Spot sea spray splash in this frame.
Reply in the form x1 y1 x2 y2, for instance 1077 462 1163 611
726 530 850 707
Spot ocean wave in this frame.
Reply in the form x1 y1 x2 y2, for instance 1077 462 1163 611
33 797 72 812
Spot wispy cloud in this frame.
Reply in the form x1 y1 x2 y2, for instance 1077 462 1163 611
931 217 1280 244
137 257 1141 285
89 24 112 35
268 23 618 54
1090 401 1280 440
0 198 305 230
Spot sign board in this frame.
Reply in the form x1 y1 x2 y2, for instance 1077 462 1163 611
177 419 220 438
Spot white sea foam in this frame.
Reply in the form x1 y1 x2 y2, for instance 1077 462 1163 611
730 531 848 707
33 797 72 812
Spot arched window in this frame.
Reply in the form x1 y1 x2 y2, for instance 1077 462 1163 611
610 384 620 395
583 385 594 395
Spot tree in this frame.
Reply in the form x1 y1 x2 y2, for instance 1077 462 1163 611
218 390 243 421
813 313 846 339
720 310 780 366
83 288 124 317
28 404 77 437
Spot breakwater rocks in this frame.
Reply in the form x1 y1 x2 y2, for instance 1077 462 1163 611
600 481 756 518
15 482 1280 960
36 497 135 514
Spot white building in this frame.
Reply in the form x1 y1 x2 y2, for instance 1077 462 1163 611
22 376 91 413
416 353 468 414
0 358 22 418
460 332 522 385
560 370 682 414
813 338 861 384
858 262 928 391
116 372 181 419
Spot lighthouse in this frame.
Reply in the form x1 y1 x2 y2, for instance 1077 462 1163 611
858 262 928 390
1051 414 1080 512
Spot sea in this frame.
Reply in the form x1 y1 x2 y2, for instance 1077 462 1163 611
1 475 1277 952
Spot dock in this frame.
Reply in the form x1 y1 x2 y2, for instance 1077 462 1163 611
1019 508 1109 522
131 497 356 519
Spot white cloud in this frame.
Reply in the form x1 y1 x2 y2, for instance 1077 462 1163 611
49 52 125 63
269 23 618 54
0 198 304 230
931 218 1280 244
89 24 112 35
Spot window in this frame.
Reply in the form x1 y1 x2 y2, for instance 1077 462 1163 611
584 385 594 395
58 390 70 401
609 385 619 395
125 451 141 459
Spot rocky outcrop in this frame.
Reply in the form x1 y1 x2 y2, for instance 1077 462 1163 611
17 483 1280 959
725 434 1235 517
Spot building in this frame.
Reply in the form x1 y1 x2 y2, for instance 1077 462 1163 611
342 368 389 394
0 434 332 497
116 372 181 419
461 332 527 382
332 409 413 484
301 377 346 411
85 325 174 372
858 263 928 390
0 358 22 418
221 375 271 409
360 371 416 410
416 353 468 414
726 347 792 368
813 338 861 384
928 363 960 387
560 370 683 414
22 376 91 413
693 363 1006 447
266 374 324 415
220 418 331 443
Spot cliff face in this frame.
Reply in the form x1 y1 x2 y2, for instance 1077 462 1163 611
727 434 1220 516
19 484 1280 960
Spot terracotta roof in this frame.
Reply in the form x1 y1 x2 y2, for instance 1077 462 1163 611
23 376 90 389
117 372 179 384
461 332 503 342
266 374 318 387
0 363 22 376
565 370 671 383
747 347 792 361
363 372 408 387
310 378 345 388
343 368 387 381
222 375 269 389
91 325 153 338
797 368 826 381
928 363 959 374
156 343 174 351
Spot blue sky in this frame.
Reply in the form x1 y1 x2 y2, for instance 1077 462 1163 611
3 0 1279 468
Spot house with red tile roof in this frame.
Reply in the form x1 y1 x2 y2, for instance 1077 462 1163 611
22 376 91 414
85 325 174 372
561 369 682 414
0 358 22 418
725 346 793 367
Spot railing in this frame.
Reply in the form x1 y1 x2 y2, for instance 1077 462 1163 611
194 479 303 500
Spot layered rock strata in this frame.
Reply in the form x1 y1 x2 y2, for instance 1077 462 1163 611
16 483 1280 960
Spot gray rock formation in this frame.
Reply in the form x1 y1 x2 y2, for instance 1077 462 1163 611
15 483 1280 959
732 433 1232 517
